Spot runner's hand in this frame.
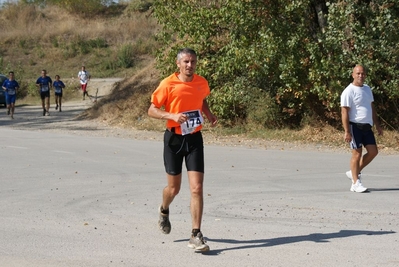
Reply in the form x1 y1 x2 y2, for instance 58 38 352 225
174 113 188 124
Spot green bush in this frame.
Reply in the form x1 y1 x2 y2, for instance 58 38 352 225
117 44 135 68
153 0 399 129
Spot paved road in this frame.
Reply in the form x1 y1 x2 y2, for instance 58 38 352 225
0 124 398 266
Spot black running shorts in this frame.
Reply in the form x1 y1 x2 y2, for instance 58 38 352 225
163 129 204 175
40 91 50 100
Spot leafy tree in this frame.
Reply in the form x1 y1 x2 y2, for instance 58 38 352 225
153 0 399 129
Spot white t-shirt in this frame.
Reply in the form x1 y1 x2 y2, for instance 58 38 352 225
340 83 374 125
78 70 90 84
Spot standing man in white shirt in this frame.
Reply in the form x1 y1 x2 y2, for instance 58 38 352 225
78 65 91 100
340 65 383 193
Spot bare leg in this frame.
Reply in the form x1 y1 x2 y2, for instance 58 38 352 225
350 144 378 183
10 103 15 118
45 97 50 112
188 171 204 229
162 173 182 210
359 144 378 172
350 148 362 183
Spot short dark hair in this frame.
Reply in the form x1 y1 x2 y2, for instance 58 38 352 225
177 48 197 61
9 71 14 75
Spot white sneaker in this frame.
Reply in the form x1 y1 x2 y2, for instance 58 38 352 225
346 170 362 183
350 180 368 193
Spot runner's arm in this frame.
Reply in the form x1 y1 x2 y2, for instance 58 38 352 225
148 103 185 123
202 100 218 127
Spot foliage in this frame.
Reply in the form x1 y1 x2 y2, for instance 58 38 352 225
21 0 116 17
153 0 399 129
117 44 135 68
125 0 154 13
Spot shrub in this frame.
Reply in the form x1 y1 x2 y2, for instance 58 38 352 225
117 44 135 68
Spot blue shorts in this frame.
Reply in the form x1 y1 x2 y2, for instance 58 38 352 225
5 94 16 104
163 129 204 175
349 122 376 149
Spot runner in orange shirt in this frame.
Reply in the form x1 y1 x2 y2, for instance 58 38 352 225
148 48 217 252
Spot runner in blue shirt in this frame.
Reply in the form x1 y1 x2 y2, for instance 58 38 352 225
2 71 19 119
53 75 65 112
36 69 52 116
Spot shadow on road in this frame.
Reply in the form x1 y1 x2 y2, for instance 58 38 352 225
368 188 399 192
175 230 395 255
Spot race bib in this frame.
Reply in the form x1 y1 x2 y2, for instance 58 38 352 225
180 109 204 135
55 87 62 93
7 88 16 95
41 85 49 92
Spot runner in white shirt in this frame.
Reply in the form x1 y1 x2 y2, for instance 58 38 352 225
78 65 90 100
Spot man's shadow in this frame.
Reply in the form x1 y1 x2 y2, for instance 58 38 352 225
175 230 395 255
368 187 399 192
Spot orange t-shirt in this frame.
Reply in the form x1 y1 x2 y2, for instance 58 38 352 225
151 72 210 134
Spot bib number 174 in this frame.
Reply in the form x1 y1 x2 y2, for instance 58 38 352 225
180 110 204 135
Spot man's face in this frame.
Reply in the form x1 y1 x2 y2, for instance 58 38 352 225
41 71 46 77
176 53 197 77
352 66 366 86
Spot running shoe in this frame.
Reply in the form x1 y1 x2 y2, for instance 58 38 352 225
346 170 362 183
350 180 368 193
55 105 58 110
43 109 46 116
59 107 62 112
188 232 210 252
7 109 10 115
45 111 50 116
158 206 171 234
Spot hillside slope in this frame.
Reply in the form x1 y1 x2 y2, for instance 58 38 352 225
0 3 158 85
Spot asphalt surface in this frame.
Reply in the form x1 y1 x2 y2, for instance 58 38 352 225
0 102 398 266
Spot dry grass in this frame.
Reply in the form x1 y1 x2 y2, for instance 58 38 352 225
0 3 159 80
0 4 157 45
81 58 162 130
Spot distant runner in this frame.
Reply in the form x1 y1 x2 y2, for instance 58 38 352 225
78 65 91 100
2 71 19 119
36 69 52 116
53 75 65 112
